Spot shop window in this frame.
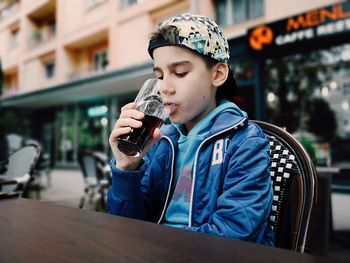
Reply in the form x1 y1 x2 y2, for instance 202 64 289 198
230 56 255 81
344 82 350 95
215 0 264 26
265 44 350 165
92 49 108 72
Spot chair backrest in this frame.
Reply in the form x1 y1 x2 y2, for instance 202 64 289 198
253 120 318 253
2 144 41 179
6 133 24 155
78 151 100 185
78 150 110 181
1 144 41 195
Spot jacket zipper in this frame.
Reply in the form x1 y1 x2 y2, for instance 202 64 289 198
188 118 247 227
157 135 175 224
156 117 247 225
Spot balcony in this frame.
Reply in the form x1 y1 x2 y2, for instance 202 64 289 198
64 29 108 82
1 67 19 98
27 22 56 49
66 46 109 82
0 0 20 23
27 0 56 50
67 67 108 81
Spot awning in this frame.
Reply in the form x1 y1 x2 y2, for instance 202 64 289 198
0 61 154 109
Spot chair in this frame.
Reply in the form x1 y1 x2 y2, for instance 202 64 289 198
0 144 41 198
6 133 24 155
253 120 318 253
24 139 52 199
78 150 111 212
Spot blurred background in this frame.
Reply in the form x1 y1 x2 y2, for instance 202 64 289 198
0 0 350 261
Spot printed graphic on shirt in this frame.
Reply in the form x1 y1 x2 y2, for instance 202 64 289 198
212 139 224 165
212 139 230 165
164 166 192 226
172 167 192 202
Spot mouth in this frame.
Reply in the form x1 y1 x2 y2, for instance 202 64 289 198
163 103 177 114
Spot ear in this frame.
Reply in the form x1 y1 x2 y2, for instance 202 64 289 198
212 63 229 87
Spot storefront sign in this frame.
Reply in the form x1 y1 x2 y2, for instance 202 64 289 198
87 105 108 117
247 1 350 56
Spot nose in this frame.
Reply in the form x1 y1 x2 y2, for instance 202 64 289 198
159 77 175 96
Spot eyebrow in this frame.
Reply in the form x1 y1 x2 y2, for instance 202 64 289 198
153 60 191 72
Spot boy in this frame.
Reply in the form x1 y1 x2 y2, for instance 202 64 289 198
108 13 274 246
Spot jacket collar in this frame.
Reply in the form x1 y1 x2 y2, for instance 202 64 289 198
161 111 247 140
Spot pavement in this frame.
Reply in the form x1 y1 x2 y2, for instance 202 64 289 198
29 168 350 261
36 168 85 209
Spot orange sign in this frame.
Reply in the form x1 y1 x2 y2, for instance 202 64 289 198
247 1 350 54
249 26 274 51
286 4 350 32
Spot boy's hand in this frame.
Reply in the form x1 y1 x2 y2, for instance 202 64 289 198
109 102 162 170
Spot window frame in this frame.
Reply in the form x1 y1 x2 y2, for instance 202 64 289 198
215 0 264 26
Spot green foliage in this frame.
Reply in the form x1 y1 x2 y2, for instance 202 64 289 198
298 136 317 164
0 109 30 140
78 120 101 150
0 109 31 160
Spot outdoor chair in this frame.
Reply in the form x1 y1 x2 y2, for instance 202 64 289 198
253 120 318 253
6 133 24 155
0 144 41 199
24 139 52 199
78 150 111 212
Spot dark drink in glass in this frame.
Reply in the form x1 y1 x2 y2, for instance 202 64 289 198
116 78 169 157
117 114 163 156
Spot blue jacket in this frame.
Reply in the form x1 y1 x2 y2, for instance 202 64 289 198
108 111 274 246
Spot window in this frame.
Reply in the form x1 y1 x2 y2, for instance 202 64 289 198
86 0 107 10
119 0 141 10
344 82 350 95
44 61 55 79
93 49 108 72
215 0 264 26
10 28 20 46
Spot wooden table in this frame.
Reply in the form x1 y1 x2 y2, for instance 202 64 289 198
0 198 338 263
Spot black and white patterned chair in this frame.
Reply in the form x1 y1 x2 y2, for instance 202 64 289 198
253 120 318 253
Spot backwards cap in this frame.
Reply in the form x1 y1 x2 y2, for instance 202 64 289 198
148 13 236 100
148 13 230 63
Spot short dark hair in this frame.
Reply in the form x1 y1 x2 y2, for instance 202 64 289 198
149 25 236 102
150 26 217 69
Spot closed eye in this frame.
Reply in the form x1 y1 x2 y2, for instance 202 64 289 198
175 72 188 78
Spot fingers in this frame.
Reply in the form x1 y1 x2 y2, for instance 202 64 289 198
109 127 132 145
120 102 136 111
115 117 143 130
113 103 144 130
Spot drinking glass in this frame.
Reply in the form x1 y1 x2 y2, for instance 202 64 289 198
116 78 169 156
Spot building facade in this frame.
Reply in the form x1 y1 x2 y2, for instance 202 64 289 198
0 0 349 167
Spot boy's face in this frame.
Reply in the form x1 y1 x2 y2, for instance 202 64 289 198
153 46 218 132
